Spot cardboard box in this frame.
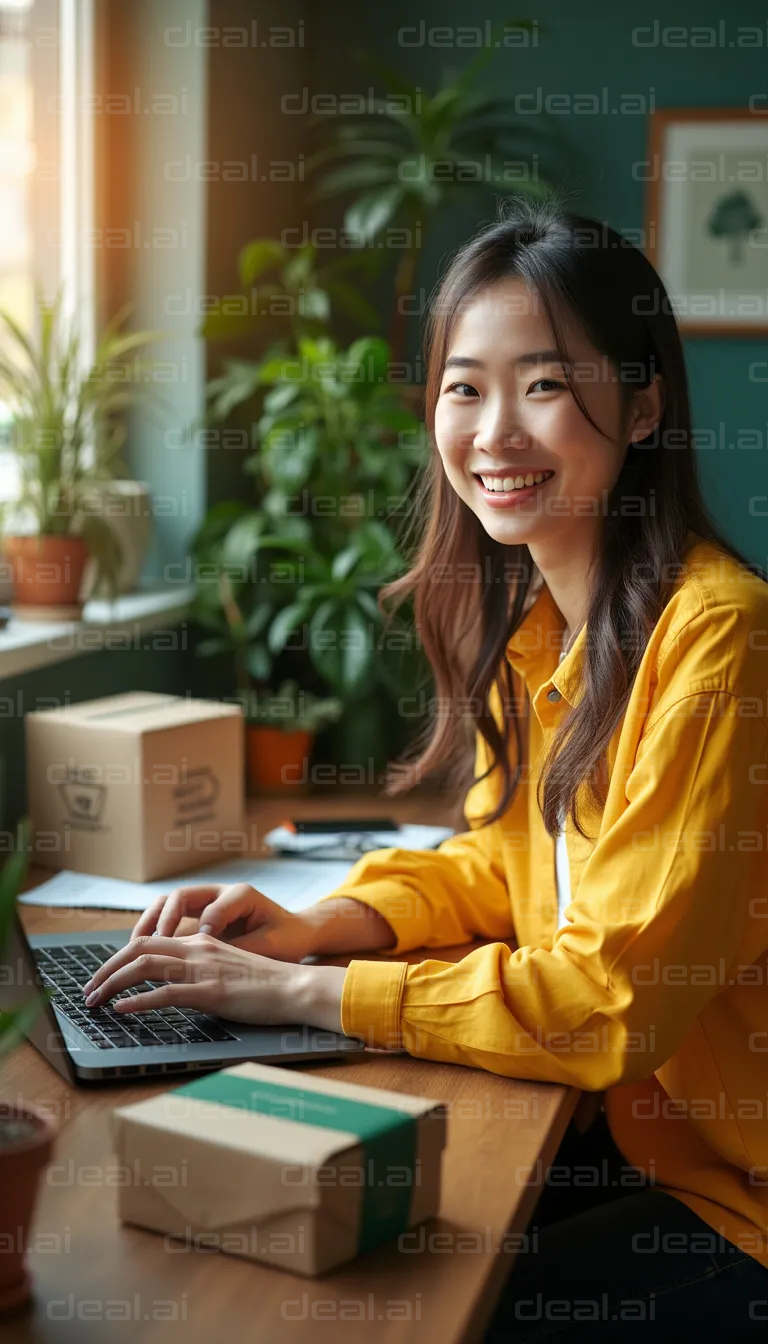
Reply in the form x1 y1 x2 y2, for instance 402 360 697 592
111 1062 448 1276
26 692 244 882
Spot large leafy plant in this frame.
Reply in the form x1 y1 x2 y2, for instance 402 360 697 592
193 335 429 762
0 291 164 588
306 29 566 360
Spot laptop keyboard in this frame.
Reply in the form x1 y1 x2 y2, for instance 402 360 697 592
35 944 239 1050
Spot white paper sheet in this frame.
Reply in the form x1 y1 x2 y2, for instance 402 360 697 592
19 858 357 914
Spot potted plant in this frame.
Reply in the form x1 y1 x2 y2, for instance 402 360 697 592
0 291 163 617
306 31 567 361
192 333 430 771
243 678 343 793
0 828 56 1314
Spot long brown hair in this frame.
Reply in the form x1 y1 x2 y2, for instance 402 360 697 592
382 196 766 840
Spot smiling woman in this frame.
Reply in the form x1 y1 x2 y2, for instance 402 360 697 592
83 198 768 1337
382 201 740 839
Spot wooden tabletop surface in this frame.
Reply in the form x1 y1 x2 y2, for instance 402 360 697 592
4 790 580 1344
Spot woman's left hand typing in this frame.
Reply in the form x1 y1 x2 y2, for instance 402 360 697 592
80 933 347 1033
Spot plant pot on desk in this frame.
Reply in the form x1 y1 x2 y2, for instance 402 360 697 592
246 725 314 794
0 1103 57 1313
3 533 89 620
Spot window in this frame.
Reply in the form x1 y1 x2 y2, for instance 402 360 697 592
0 0 95 509
0 0 35 502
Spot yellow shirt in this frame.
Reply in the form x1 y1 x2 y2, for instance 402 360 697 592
320 535 768 1268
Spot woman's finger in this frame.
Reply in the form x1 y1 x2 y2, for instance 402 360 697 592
197 883 269 937
113 982 211 1014
155 885 226 938
130 893 172 939
85 953 196 1006
81 935 189 996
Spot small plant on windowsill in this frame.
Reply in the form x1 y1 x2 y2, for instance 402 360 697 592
0 824 57 1314
243 679 343 795
0 290 164 619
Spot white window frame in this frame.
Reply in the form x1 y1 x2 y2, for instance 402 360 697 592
58 0 95 368
0 0 96 523
30 0 95 361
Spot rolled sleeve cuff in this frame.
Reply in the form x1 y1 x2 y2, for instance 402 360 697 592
340 958 407 1051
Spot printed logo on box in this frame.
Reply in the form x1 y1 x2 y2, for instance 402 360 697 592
171 767 220 828
58 774 108 831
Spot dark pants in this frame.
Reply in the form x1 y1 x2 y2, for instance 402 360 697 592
483 1107 768 1341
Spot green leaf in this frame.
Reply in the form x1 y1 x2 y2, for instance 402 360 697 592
0 822 50 1058
220 513 266 570
267 601 311 655
244 644 272 682
245 604 273 638
344 186 405 243
304 139 404 175
301 288 331 322
238 239 288 287
331 544 362 581
423 85 463 132
258 515 314 549
323 279 381 331
191 500 251 552
353 520 403 576
356 588 383 623
206 360 263 421
0 998 46 1060
0 824 28 958
308 600 374 696
343 336 391 387
262 424 317 490
310 161 397 203
283 248 317 290
263 381 303 415
196 637 233 657
257 532 320 563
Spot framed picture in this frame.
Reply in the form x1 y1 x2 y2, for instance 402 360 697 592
645 108 768 337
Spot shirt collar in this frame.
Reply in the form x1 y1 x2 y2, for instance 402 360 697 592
504 530 704 711
505 578 586 708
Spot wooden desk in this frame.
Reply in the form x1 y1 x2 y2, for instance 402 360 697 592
4 793 581 1344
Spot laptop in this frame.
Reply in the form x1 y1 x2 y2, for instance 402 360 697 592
3 918 365 1084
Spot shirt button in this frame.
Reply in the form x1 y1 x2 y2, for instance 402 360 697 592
547 688 562 702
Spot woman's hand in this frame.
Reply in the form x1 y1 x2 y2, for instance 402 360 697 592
80 933 347 1032
130 882 318 963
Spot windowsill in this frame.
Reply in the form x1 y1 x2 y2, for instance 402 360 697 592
0 585 196 679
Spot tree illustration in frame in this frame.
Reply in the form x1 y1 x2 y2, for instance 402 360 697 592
707 189 764 266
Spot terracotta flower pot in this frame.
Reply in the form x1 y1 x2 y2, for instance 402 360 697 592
3 534 89 619
246 725 315 794
0 1103 57 1313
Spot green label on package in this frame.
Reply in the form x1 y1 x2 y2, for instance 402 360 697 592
174 1072 417 1253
